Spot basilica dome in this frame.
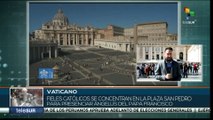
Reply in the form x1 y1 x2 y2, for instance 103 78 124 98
52 9 69 26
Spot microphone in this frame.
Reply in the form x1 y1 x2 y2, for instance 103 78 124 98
166 62 172 73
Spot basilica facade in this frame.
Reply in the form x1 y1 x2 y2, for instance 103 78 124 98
33 9 96 46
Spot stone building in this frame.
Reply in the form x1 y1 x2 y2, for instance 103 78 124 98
136 45 191 63
30 40 58 63
135 22 177 46
96 25 124 39
95 36 134 52
34 9 96 46
124 28 134 39
95 22 177 53
187 45 202 62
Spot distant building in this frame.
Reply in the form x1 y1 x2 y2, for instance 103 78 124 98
187 45 202 62
96 25 124 39
33 9 96 46
135 22 177 46
124 28 134 39
136 45 191 63
95 22 177 53
95 25 134 52
30 40 58 63
94 36 133 52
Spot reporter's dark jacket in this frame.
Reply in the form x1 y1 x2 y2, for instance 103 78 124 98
155 60 182 81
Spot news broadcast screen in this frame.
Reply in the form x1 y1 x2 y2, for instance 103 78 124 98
0 0 211 119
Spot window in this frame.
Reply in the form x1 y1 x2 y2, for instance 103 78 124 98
156 54 159 60
179 52 183 60
145 55 149 60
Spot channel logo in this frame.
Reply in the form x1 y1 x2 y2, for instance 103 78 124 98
184 7 195 20
182 7 196 24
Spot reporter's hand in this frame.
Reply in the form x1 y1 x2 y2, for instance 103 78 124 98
165 74 173 79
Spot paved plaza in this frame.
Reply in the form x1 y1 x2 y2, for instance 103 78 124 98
30 46 137 86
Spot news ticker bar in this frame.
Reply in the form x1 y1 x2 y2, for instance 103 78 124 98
0 107 210 114
43 107 211 113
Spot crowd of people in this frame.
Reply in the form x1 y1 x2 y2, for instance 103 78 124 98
137 63 156 78
181 62 201 78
